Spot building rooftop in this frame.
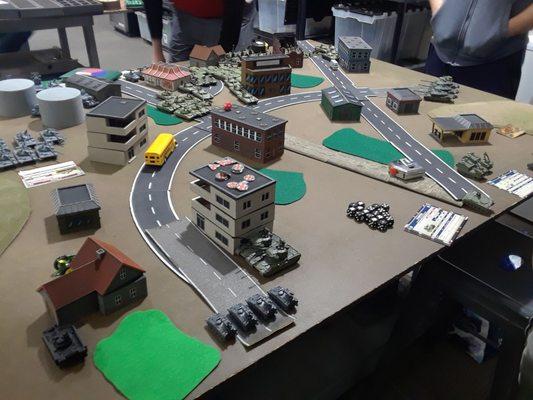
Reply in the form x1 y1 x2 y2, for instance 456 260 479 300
242 53 289 62
387 88 421 102
190 158 276 200
142 62 191 81
189 44 225 61
64 74 110 91
211 104 287 131
322 86 363 107
431 113 493 131
339 36 372 50
86 96 145 119
51 183 100 216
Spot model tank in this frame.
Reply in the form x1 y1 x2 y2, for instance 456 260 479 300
237 229 301 276
456 152 493 180
462 190 493 214
419 76 460 103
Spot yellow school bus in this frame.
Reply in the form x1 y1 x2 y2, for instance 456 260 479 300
144 133 176 166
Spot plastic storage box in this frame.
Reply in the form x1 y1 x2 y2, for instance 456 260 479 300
136 11 172 49
258 0 331 37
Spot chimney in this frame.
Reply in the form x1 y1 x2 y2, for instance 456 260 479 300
95 248 106 268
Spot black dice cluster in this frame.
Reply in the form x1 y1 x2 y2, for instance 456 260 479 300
346 201 394 232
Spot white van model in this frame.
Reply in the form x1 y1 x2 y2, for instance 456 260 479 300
329 59 339 70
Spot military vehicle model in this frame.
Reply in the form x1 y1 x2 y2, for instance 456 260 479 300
206 313 237 342
35 143 57 161
157 92 212 120
237 229 301 276
13 145 37 165
14 130 37 147
456 152 493 180
246 294 278 320
418 76 460 103
462 190 493 214
40 128 64 145
311 44 338 61
123 69 141 82
389 158 425 181
42 325 87 367
53 254 75 276
31 104 40 117
267 286 298 312
197 64 258 105
227 303 257 332
0 144 17 171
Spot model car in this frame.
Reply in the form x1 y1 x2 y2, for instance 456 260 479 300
228 303 257 332
389 158 425 181
206 313 237 342
329 59 339 71
123 70 141 82
268 286 298 312
246 294 278 319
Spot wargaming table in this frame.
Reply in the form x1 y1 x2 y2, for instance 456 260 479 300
0 48 531 399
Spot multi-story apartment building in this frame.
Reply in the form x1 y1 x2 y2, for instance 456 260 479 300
86 97 148 165
189 159 276 254
241 54 291 98
338 36 372 73
211 104 287 164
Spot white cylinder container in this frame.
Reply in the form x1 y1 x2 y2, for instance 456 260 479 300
0 79 37 118
37 87 85 129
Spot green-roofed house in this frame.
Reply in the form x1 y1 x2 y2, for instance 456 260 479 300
320 87 362 122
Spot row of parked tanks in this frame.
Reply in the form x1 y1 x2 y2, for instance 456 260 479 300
0 129 64 171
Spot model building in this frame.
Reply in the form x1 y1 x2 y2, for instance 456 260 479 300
86 96 148 165
37 237 147 325
51 183 101 234
189 158 276 254
64 74 121 102
241 54 291 98
430 113 493 144
338 36 372 73
142 62 191 91
271 33 304 68
189 44 226 67
386 88 422 115
321 86 363 122
211 103 287 163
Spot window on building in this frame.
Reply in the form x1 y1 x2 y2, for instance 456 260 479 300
213 133 221 143
256 133 262 142
139 124 147 134
243 200 251 210
196 214 205 230
216 213 229 227
261 192 269 201
216 119 222 128
129 287 137 298
108 130 136 143
215 231 228 245
140 137 147 147
241 219 251 229
139 109 145 118
479 132 486 141
114 295 122 305
234 140 240 151
216 195 229 209
386 97 392 105
255 148 262 158
120 268 127 280
261 211 269 220
265 150 272 158
127 147 135 160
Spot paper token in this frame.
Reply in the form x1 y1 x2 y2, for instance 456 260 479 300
215 171 230 181
208 163 219 171
217 158 235 166
236 181 249 191
232 163 244 174
226 181 239 189
243 174 255 182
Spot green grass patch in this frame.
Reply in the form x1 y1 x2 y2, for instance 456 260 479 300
291 73 324 88
0 177 30 256
322 128 455 167
94 310 220 400
259 168 306 205
147 105 183 126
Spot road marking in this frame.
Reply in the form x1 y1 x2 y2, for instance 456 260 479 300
290 97 298 100
228 288 237 297
192 130 199 135
304 95 310 98
264 326 272 332
277 99 284 103
387 127 393 132
199 257 207 265
373 113 378 118
165 224 170 228
151 171 156 177
264 102 271 105
148 194 152 201
174 232 181 239
212 271 222 280
405 141 412 147
461 188 468 194
380 120 385 125
424 158 432 164
181 137 189 142
148 182 152 190
436 168 443 174
186 244 194 253
415 149 421 155
395 134 401 139
150 206 156 215
135 89 142 93
156 220 161 227
448 177 456 184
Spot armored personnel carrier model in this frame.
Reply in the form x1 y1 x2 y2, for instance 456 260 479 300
39 128 64 146
311 44 338 61
462 190 493 214
0 145 17 171
268 286 298 312
35 143 57 161
14 130 37 147
42 325 87 367
227 303 257 332
456 152 493 180
13 145 37 165
206 313 237 342
246 294 278 320
237 229 301 276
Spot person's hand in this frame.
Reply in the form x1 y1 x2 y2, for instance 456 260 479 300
152 39 166 63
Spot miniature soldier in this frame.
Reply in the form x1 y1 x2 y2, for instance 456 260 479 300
144 0 257 62
426 0 533 98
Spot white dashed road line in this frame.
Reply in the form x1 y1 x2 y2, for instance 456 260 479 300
186 244 194 253
415 149 421 155
387 127 393 132
424 158 432 165
151 171 156 177
264 102 271 105
174 232 181 239
148 194 152 201
405 142 412 147
461 188 468 194
228 288 237 297
181 137 189 142
156 220 162 227
213 271 222 280
199 257 207 266
151 207 156 215
436 168 443 174
448 177 456 184
148 182 152 190
395 134 401 139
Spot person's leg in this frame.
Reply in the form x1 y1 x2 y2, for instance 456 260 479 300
424 43 450 77
235 0 258 51
447 50 526 99
0 32 32 53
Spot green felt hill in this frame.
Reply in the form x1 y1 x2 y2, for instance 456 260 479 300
259 168 306 205
147 105 183 126
94 310 220 400
291 73 324 89
322 128 455 167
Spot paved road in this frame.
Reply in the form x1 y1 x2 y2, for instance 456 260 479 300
130 91 320 345
298 41 490 202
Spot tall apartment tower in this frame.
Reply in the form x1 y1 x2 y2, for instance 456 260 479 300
241 54 291 98
338 36 372 73
86 97 148 165
189 159 276 254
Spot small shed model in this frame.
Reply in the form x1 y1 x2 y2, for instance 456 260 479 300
386 88 422 115
51 183 101 234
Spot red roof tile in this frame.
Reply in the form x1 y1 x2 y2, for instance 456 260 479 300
142 62 191 82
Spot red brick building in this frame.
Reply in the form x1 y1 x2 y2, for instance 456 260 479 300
141 62 191 91
241 54 291 98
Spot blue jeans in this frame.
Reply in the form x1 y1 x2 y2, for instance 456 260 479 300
0 32 32 53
